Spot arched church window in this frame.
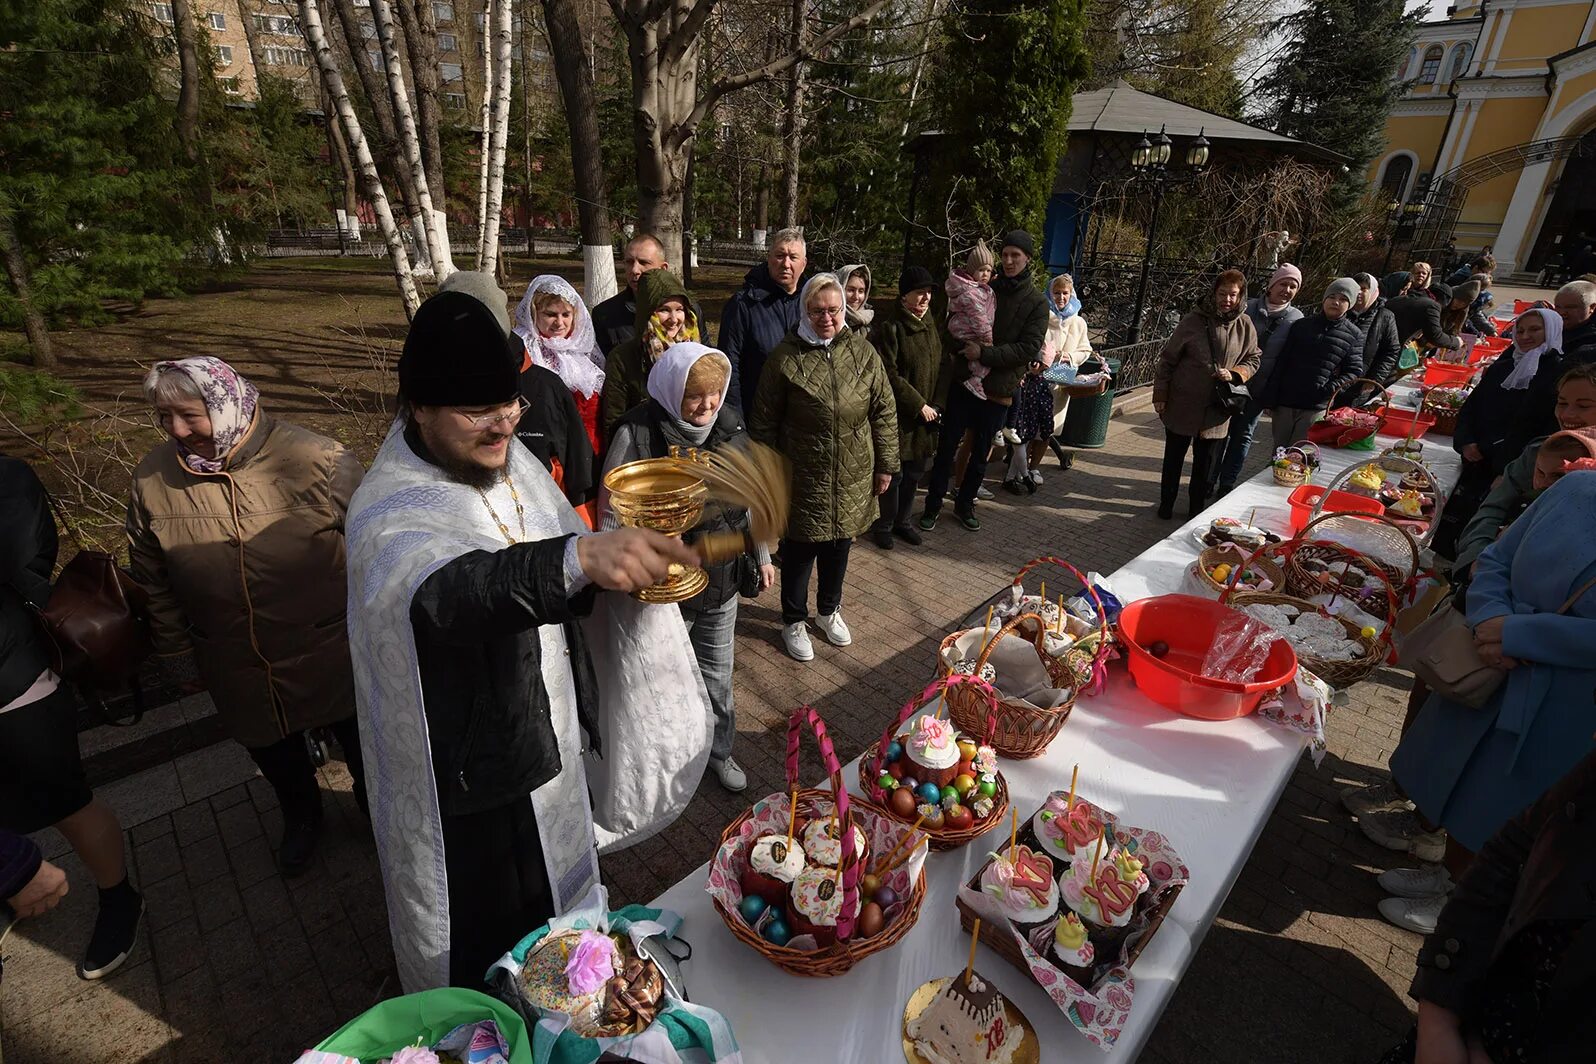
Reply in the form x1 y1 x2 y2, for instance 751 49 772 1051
1420 46 1444 84
1381 155 1414 201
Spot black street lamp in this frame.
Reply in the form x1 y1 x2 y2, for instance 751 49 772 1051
1126 126 1212 344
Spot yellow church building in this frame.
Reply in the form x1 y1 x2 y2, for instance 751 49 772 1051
1370 0 1596 276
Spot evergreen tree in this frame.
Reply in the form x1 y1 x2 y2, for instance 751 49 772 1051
929 0 1090 253
1254 0 1421 209
0 0 203 344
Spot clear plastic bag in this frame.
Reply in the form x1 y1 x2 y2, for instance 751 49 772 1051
1199 610 1281 684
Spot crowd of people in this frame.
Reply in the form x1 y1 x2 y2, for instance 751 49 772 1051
4 229 1595 1051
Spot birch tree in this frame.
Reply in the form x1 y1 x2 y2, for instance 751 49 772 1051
300 0 420 315
542 0 616 304
393 0 448 209
479 0 515 278
476 0 495 265
371 0 454 277
607 0 892 266
777 0 806 229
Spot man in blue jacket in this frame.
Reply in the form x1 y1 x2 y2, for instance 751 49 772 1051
720 228 809 410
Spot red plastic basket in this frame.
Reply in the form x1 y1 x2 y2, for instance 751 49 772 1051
1287 484 1383 532
1115 594 1298 720
1375 406 1437 440
1422 359 1476 389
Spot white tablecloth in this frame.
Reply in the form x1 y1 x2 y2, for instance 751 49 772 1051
650 411 1462 1063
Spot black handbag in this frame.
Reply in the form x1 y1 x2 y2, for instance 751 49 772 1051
737 553 762 599
1207 325 1251 415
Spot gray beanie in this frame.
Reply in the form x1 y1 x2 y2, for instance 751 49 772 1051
438 270 513 334
1324 277 1359 306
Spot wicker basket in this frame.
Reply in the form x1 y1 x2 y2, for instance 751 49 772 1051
712 705 926 977
1288 511 1420 594
1271 441 1320 487
1220 540 1399 689
857 674 1010 851
954 817 1183 993
939 614 1075 761
1306 379 1390 448
1191 542 1287 596
990 556 1115 690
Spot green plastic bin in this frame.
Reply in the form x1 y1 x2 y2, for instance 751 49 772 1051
1058 357 1120 449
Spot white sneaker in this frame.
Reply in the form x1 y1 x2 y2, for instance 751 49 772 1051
976 485 995 501
815 610 852 647
712 756 748 793
1409 828 1448 864
1377 894 1447 935
1029 470 1044 487
782 622 814 661
1377 865 1454 899
1001 428 1021 444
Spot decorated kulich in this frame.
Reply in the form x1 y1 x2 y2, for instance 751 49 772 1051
1047 911 1097 985
518 930 664 1038
978 843 1059 929
905 713 962 787
1347 463 1385 494
952 657 997 684
1040 628 1076 661
1389 489 1425 518
789 866 860 948
740 833 807 907
907 972 1024 1064
1015 593 1061 626
800 817 870 872
1030 794 1109 864
1203 516 1273 551
1059 846 1151 955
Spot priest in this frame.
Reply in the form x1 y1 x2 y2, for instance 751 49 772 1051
346 288 713 991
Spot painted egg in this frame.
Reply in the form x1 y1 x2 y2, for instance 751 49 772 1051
877 772 897 790
917 782 944 806
922 806 945 830
738 895 768 924
889 786 918 817
884 740 904 763
978 778 998 798
944 804 974 830
957 758 976 778
953 773 977 797
956 738 979 761
857 901 885 938
939 785 960 805
860 872 881 899
874 885 899 909
761 919 792 947
901 775 919 792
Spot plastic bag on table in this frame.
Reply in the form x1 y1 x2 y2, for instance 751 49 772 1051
1065 572 1122 626
1198 609 1281 684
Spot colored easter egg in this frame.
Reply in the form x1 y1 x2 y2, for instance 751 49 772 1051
761 919 792 947
888 786 918 818
939 785 959 805
978 778 998 798
877 772 897 790
944 804 974 830
954 773 976 797
917 782 943 806
884 740 904 763
956 738 979 761
922 806 945 830
857 901 885 938
860 873 881 899
874 885 899 909
738 895 768 924
957 758 976 778
901 775 919 792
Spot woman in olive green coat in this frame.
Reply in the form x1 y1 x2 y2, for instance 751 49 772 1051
869 265 947 549
751 273 899 663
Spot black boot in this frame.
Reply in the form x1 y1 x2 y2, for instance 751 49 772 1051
77 878 143 980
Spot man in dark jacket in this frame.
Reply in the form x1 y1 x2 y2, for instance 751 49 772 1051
589 233 702 357
919 230 1048 532
1262 277 1365 450
720 228 808 410
1336 273 1403 405
1388 289 1462 353
347 290 700 990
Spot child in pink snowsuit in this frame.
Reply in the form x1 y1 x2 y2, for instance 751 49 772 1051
946 240 996 400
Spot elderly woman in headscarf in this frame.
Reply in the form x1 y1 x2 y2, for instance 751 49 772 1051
514 274 606 454
836 264 875 335
127 357 366 876
752 273 898 663
602 342 770 795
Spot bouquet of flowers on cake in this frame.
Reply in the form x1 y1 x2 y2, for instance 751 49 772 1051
487 885 740 1064
956 790 1188 1052
295 988 530 1064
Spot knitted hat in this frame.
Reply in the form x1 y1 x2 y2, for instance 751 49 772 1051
898 265 935 294
1267 264 1302 293
965 239 995 272
1000 230 1035 259
437 270 512 334
1451 280 1482 305
400 290 521 407
1323 277 1359 306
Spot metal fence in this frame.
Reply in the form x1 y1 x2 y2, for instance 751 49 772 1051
1100 337 1167 392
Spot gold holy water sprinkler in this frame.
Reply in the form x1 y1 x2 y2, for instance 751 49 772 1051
600 442 792 603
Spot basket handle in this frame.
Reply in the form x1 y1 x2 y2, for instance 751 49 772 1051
1340 377 1391 411
862 674 998 806
1298 510 1420 588
1289 440 1320 466
1222 538 1401 646
1009 555 1113 675
973 611 1048 671
784 704 859 940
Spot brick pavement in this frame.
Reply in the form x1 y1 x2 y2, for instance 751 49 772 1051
1 408 1430 1063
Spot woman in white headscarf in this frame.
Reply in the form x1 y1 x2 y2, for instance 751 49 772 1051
601 342 772 794
514 274 606 454
836 263 874 334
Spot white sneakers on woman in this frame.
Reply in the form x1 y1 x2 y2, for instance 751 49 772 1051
783 612 851 662
815 610 852 646
1378 893 1448 935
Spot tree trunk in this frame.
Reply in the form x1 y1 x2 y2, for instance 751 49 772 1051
542 0 616 303
476 0 496 265
395 0 447 213
0 203 53 367
171 0 203 161
682 141 696 286
372 0 454 277
480 0 515 278
329 0 428 271
301 0 420 316
753 163 770 243
323 87 362 226
236 0 268 86
777 0 806 229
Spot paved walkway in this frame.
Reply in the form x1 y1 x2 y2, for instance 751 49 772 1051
2 408 1428 1062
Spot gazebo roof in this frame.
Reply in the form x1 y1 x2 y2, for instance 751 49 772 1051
1067 81 1346 164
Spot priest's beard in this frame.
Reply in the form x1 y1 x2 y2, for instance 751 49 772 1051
413 419 510 490
436 450 504 491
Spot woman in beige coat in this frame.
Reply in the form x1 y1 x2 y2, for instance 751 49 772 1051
127 357 365 875
1152 269 1262 519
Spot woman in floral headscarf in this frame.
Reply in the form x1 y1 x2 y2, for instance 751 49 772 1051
127 357 366 877
514 274 607 453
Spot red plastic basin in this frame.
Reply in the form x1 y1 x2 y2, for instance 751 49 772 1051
1423 359 1476 388
1376 406 1437 439
1117 595 1298 720
1287 484 1384 531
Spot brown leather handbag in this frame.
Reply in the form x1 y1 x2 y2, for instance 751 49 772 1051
33 550 152 692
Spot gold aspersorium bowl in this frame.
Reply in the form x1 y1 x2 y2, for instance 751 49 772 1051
603 456 709 602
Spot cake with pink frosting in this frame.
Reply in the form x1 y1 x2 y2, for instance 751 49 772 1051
905 713 962 786
1059 846 1151 954
978 843 1059 929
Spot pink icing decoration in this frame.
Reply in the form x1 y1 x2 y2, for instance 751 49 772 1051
914 715 954 751
565 929 616 995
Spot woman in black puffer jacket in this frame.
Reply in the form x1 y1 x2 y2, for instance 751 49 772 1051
1263 277 1366 450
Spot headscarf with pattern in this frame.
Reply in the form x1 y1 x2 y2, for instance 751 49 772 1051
512 274 606 399
151 357 260 474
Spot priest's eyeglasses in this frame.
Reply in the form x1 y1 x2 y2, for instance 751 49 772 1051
460 397 529 430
